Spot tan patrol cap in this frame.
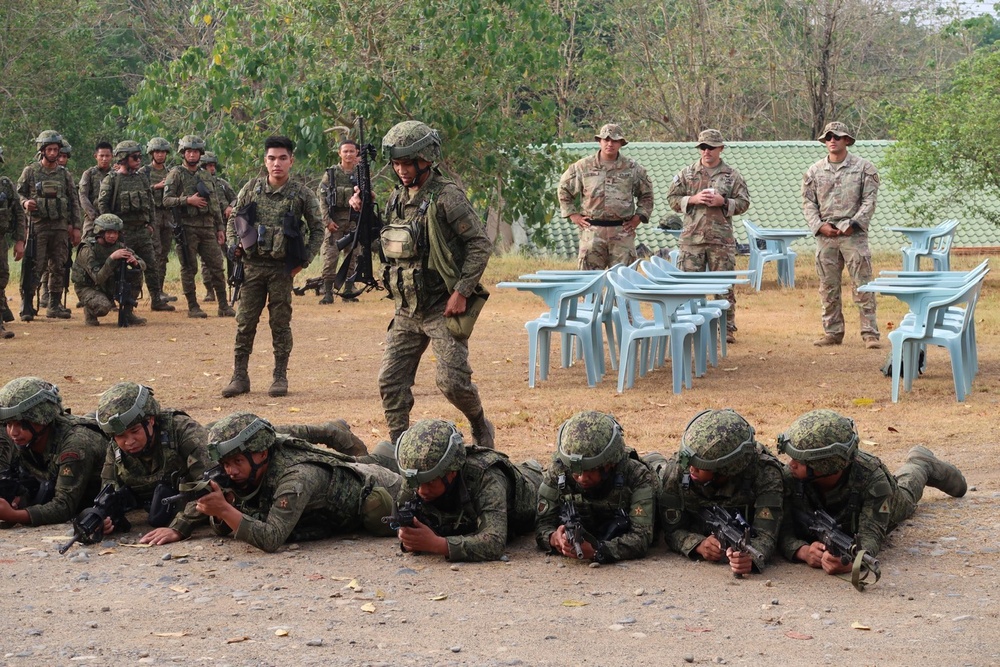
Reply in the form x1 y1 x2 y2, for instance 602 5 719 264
817 121 855 146
696 129 725 148
595 123 628 146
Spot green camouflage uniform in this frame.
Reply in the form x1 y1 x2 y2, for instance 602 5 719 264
78 165 112 238
317 165 361 284
140 163 173 287
226 176 323 359
223 436 401 552
162 165 228 303
71 237 145 321
667 159 750 333
0 173 26 303
656 446 784 569
394 448 542 561
16 162 80 293
802 152 880 341
378 171 493 440
535 451 658 562
557 152 654 270
99 169 160 298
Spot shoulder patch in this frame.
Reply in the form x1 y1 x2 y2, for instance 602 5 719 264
756 507 774 521
877 498 891 514
457 221 471 235
58 451 81 464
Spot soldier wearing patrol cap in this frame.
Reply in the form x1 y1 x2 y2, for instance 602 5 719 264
0 143 27 337
778 409 966 578
656 408 783 575
558 123 653 270
386 419 542 561
803 121 881 349
535 411 658 563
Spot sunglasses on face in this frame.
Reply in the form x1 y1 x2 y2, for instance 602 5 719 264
697 145 720 151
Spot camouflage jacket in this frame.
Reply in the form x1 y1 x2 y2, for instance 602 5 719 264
99 410 210 537
98 170 154 227
227 176 323 268
535 451 658 562
216 177 237 210
79 166 112 224
139 164 169 209
779 450 900 560
8 413 107 525
394 448 542 562
16 162 81 229
162 166 226 230
667 159 750 246
558 152 654 224
658 445 784 569
318 165 357 227
71 238 146 297
0 175 26 241
802 153 879 235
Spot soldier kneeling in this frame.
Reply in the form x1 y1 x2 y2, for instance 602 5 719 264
71 213 146 327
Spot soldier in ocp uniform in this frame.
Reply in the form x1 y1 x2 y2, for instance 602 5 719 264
199 151 237 303
187 411 401 552
99 140 174 311
16 130 81 320
667 129 750 344
71 214 147 326
386 419 542 561
222 135 323 399
317 139 363 304
0 377 107 526
535 411 658 563
0 144 27 338
78 141 114 239
139 137 178 303
162 135 233 318
656 409 783 576
778 409 966 577
802 122 881 349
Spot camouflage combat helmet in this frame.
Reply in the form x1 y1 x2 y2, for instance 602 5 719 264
34 130 63 149
177 135 207 153
395 419 467 486
199 151 219 166
0 377 63 425
146 137 172 154
207 411 276 462
96 382 160 436
680 409 756 476
556 411 626 473
778 409 858 476
383 121 442 164
60 139 73 156
93 213 124 234
113 140 142 161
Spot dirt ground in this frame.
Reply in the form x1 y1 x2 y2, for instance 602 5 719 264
1 253 998 666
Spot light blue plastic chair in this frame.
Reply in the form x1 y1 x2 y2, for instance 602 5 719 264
892 219 959 272
742 219 805 290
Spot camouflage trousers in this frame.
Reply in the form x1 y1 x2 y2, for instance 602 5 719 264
379 305 484 441
121 224 161 297
321 223 361 283
815 235 878 340
234 259 293 358
887 462 927 531
0 235 9 293
679 243 737 332
150 208 172 288
76 274 142 321
577 225 636 270
179 225 226 299
33 224 70 293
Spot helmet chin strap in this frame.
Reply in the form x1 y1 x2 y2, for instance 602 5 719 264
15 421 47 450
235 450 270 492
136 421 156 457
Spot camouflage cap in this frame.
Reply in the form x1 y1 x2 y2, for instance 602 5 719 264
680 409 755 476
777 409 858 476
556 411 626 473
595 123 628 146
93 213 124 233
207 411 275 462
383 121 442 164
199 151 219 166
0 377 63 425
696 129 724 148
395 419 467 486
60 139 73 155
96 382 160 436
146 137 172 154
817 121 856 146
34 130 63 148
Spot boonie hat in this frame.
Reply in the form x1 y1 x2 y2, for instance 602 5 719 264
817 121 856 146
595 123 628 146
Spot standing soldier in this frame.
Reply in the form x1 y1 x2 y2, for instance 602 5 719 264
802 121 881 349
162 135 233 318
317 139 362 304
71 214 147 326
78 141 114 239
558 123 653 270
140 137 178 304
99 140 174 312
16 130 80 320
667 129 750 344
223 136 323 398
58 140 73 168
0 145 26 338
199 151 237 303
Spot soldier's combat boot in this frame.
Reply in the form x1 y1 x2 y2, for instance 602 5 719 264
469 410 496 449
369 440 399 472
125 312 147 327
341 282 359 302
0 320 13 339
905 446 967 497
203 287 216 302
812 334 842 347
216 287 235 317
39 291 50 309
151 290 176 312
275 420 368 456
46 292 71 319
221 354 251 398
268 355 289 397
319 280 335 305
0 292 13 323
161 291 178 302
186 293 208 319
84 311 100 327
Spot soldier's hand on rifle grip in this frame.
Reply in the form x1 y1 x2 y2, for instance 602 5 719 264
102 516 115 535
110 248 133 261
550 525 596 560
23 199 37 213
726 547 753 576
398 517 449 555
695 535 724 561
820 549 853 575
796 541 828 568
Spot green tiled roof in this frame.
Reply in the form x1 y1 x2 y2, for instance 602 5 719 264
541 141 1000 258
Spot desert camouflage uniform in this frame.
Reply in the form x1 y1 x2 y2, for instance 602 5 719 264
99 169 160 298
0 173 26 309
802 152 880 340
78 165 112 238
656 446 784 569
667 159 750 332
394 448 543 561
71 236 145 320
535 451 658 562
16 162 80 294
558 152 653 269
162 165 228 304
223 436 401 552
140 163 173 287
379 171 492 441
318 165 361 284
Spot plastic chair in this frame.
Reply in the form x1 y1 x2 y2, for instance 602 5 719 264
893 219 959 272
742 219 805 290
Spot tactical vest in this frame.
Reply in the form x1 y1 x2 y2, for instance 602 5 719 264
71 238 123 293
29 164 72 221
168 167 218 222
140 165 168 208
110 410 189 501
104 171 153 226
539 451 644 535
795 450 898 534
0 177 16 231
243 177 304 262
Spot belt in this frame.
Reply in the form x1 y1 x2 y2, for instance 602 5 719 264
588 219 624 227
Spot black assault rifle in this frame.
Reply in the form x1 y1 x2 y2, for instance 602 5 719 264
19 218 39 321
794 508 881 591
0 462 41 506
227 246 244 307
158 465 232 508
698 505 766 576
292 277 325 297
114 257 141 327
334 118 382 299
59 484 137 554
